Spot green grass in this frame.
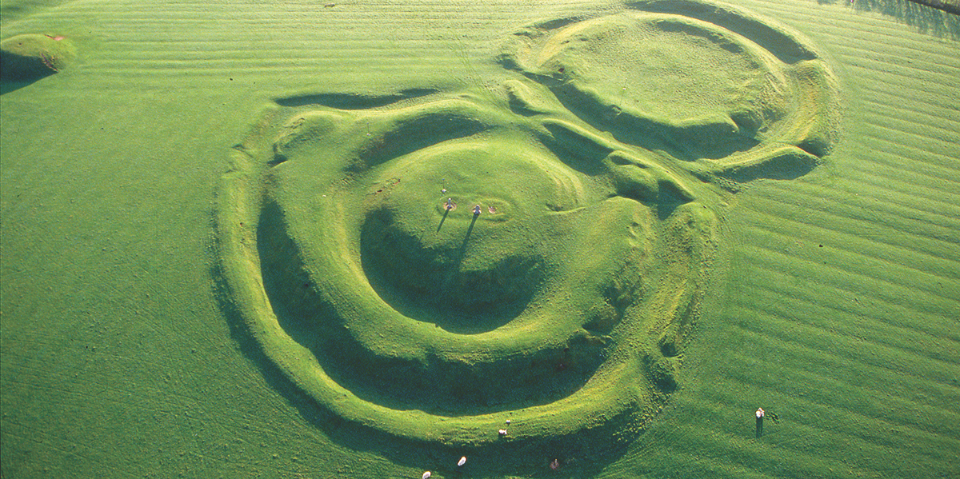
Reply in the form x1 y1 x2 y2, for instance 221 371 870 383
216 84 720 475
2 0 958 478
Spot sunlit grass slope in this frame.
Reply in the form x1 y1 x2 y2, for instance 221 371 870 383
1 0 957 478
612 1 960 478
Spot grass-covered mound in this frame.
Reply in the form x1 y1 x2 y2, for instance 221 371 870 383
0 33 74 81
215 4 844 467
214 1 843 474
500 0 841 181
217 84 723 471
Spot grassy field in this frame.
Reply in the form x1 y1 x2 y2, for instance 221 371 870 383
2 0 958 478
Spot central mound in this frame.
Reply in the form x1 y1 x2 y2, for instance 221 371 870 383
361 207 547 330
357 141 581 331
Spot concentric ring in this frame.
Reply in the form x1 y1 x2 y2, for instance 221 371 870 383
500 0 841 179
218 94 714 451
217 0 839 470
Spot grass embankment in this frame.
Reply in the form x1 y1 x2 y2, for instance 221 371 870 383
217 89 719 475
216 2 845 475
500 0 842 181
0 32 75 83
907 0 959 15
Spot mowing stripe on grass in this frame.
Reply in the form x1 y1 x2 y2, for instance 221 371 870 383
725 323 960 440
749 184 960 259
733 296 960 391
743 282 959 364
741 196 960 279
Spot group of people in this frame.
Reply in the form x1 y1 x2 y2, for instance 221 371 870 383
444 197 484 217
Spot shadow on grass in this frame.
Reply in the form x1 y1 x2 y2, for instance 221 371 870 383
0 79 41 95
212 201 636 477
212 257 632 478
455 211 479 270
213 265 435 470
437 206 451 232
818 0 960 39
275 88 437 109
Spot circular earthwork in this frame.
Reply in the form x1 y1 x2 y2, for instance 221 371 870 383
217 0 840 472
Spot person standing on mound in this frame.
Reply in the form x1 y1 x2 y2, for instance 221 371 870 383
755 407 764 438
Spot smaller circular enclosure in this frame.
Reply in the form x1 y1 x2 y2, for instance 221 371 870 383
536 14 788 130
501 0 841 170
